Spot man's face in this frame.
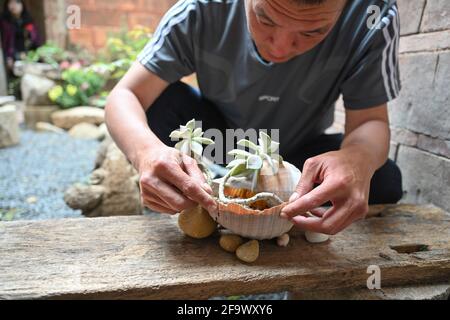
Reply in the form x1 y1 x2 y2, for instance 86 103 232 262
245 0 347 63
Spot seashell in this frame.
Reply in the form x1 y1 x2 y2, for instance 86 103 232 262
210 161 301 240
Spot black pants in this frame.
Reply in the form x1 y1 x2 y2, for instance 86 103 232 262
147 82 403 205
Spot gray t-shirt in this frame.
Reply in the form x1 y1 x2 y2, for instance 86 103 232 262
138 0 401 155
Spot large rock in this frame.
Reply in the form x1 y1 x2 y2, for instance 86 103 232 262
51 106 105 130
397 145 450 212
24 105 59 129
0 105 20 148
68 122 102 140
64 140 142 217
13 61 61 80
21 74 55 106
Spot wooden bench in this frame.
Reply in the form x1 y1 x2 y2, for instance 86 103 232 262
0 204 449 300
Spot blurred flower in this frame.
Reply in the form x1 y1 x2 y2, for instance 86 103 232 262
66 85 78 96
80 82 90 91
60 60 71 70
70 62 82 70
48 85 63 101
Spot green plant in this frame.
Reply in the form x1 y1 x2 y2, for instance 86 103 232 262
48 68 106 109
26 43 70 67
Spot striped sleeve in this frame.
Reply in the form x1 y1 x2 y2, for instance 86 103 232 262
138 0 197 83
340 4 401 109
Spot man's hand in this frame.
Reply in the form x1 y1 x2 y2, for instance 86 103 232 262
280 147 374 235
137 145 218 215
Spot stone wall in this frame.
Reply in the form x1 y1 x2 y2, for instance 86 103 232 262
67 0 178 51
332 0 450 211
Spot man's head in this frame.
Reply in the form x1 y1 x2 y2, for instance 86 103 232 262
245 0 347 63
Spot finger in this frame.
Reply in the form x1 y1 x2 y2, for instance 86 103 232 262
289 158 322 203
164 164 218 214
141 178 197 212
309 207 328 217
291 202 354 235
142 198 177 215
181 154 213 194
282 175 350 218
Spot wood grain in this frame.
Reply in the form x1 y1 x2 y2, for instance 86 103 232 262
0 204 449 300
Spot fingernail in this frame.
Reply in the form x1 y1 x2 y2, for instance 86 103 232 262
289 192 300 203
280 211 290 220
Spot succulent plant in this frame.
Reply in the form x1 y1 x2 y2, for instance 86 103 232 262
170 119 214 159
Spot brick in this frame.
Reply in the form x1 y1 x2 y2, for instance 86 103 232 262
417 135 450 158
391 127 419 147
81 10 125 27
397 146 450 212
421 0 450 32
400 30 450 54
397 0 426 35
389 51 450 140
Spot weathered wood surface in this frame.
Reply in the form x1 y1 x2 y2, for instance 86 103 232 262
0 204 449 300
290 283 450 300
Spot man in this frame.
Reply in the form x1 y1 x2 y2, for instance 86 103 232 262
105 0 403 235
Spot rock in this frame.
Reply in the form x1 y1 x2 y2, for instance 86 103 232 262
51 107 105 130
64 184 105 212
236 240 259 263
35 122 65 134
276 233 290 247
68 123 102 140
0 96 15 105
0 105 20 148
21 74 55 106
219 233 244 253
397 145 450 212
397 0 426 35
98 123 110 141
13 61 61 80
24 105 59 129
178 206 217 239
64 141 142 217
95 136 113 168
420 0 450 32
305 231 330 244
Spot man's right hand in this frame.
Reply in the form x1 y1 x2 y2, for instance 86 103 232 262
137 145 218 215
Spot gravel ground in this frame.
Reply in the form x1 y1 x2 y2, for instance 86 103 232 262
0 129 99 221
0 128 287 299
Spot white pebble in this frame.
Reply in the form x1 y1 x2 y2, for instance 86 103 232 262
305 231 330 243
277 233 290 247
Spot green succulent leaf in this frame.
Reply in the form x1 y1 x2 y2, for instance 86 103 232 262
246 154 263 170
237 139 259 151
226 158 246 169
193 137 214 145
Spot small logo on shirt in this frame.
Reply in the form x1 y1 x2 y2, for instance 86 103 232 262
259 95 280 103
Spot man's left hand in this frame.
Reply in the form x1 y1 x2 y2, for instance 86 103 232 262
280 148 374 235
